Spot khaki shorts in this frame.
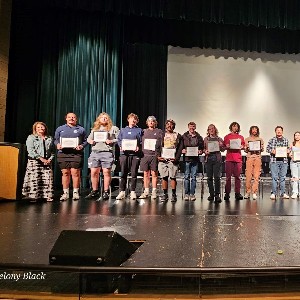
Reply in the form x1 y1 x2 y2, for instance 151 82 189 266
158 161 178 178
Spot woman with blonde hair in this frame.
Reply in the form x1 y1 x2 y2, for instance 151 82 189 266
85 112 119 200
22 121 55 201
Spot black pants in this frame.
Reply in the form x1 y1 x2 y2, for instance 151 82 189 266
119 155 140 191
206 160 222 195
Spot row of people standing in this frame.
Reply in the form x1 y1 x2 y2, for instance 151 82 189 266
22 112 300 203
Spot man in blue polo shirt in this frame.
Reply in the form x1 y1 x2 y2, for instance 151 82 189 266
54 112 88 201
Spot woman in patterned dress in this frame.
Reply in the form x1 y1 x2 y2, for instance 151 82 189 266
22 122 55 201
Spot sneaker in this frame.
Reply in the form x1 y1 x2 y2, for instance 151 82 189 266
235 193 244 201
139 192 149 199
244 193 250 199
72 191 80 201
171 194 177 202
252 193 258 200
190 194 196 201
282 193 290 199
116 191 126 200
224 193 230 201
102 191 110 201
85 190 100 199
214 194 222 203
151 190 157 199
270 194 276 200
207 194 214 202
291 193 298 199
184 194 190 201
60 193 69 201
130 191 137 200
160 194 168 203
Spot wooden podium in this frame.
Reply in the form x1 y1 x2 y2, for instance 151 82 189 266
0 143 26 200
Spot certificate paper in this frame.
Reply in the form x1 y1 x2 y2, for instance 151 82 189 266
248 141 261 151
186 147 198 157
93 131 108 143
275 147 287 158
207 141 220 152
293 151 300 161
161 148 176 159
144 139 156 151
121 139 137 151
230 139 241 150
60 137 79 148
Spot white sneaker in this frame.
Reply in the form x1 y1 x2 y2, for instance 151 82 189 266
244 193 250 199
116 191 126 200
139 191 149 199
252 193 257 200
130 191 137 200
72 191 80 201
282 193 290 199
60 193 69 201
270 194 276 200
184 194 190 201
151 190 157 199
291 193 298 199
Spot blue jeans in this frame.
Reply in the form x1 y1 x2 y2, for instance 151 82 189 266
184 161 198 195
290 161 300 194
270 161 288 195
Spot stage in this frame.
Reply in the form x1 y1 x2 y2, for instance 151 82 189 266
1 179 300 297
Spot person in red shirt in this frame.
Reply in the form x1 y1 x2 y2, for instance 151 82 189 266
223 122 245 201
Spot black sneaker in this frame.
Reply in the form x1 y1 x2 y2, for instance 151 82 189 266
235 193 244 200
160 194 168 203
224 193 230 201
85 190 100 199
214 194 222 203
102 191 109 201
207 194 214 202
171 194 177 202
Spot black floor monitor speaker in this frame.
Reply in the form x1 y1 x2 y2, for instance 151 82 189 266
49 230 137 266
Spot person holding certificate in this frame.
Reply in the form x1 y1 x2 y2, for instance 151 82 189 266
266 126 290 199
223 122 245 201
182 122 204 201
22 122 55 202
244 126 264 200
158 119 183 203
116 113 142 200
54 112 88 201
289 131 300 199
85 112 119 201
204 124 225 203
139 116 163 200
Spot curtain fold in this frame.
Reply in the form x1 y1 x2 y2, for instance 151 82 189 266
35 0 300 31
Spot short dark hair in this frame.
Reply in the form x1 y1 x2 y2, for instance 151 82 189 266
229 122 240 133
249 126 260 136
188 121 196 126
275 126 283 132
165 119 176 129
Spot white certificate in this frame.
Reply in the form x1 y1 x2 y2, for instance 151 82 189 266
186 147 198 157
161 148 176 159
144 139 156 151
248 141 261 151
230 139 241 150
275 147 287 158
121 139 137 151
60 137 79 148
207 141 220 152
293 151 300 161
93 131 108 143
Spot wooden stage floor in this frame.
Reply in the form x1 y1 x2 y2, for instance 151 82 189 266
0 180 299 269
